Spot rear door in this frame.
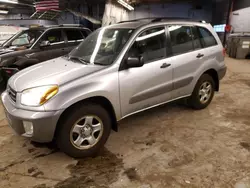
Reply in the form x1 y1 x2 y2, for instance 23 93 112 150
64 28 90 53
197 26 222 63
169 25 206 99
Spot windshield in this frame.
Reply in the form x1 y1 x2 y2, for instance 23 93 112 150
1 31 21 47
3 29 43 48
69 28 134 65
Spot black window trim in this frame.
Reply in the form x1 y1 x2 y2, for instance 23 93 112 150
119 25 169 71
190 26 195 50
191 26 203 50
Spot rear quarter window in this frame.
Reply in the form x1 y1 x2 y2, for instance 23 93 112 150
65 29 84 41
198 27 218 48
80 30 90 38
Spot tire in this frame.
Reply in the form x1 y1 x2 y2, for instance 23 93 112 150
188 74 215 110
56 103 111 158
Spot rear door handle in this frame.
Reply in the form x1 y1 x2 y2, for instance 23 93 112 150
197 53 204 58
160 63 171 68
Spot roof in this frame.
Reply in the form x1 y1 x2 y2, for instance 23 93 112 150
23 25 89 31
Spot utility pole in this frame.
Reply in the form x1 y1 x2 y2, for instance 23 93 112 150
223 0 233 47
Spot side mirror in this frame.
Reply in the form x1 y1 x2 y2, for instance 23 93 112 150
40 41 50 48
126 56 144 68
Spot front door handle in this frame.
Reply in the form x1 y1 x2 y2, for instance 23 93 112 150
197 53 204 58
160 63 171 68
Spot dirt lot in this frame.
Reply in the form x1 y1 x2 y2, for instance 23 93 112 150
1 57 250 188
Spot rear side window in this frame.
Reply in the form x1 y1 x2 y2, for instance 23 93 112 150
65 29 84 41
169 25 193 55
128 27 167 63
43 30 63 44
198 27 217 47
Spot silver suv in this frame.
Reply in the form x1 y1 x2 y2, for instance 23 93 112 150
1 19 226 158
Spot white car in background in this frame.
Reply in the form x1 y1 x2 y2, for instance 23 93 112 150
0 26 27 45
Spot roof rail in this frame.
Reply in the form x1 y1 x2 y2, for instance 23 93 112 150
152 17 207 23
59 24 84 27
151 17 190 22
118 17 207 24
118 18 154 24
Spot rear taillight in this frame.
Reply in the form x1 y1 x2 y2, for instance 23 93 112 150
223 48 226 57
5 70 12 74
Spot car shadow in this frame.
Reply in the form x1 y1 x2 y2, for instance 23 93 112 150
118 99 192 128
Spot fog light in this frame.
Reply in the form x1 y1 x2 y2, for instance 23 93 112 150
23 121 33 135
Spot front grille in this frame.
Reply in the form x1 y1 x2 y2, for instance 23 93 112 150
8 86 17 103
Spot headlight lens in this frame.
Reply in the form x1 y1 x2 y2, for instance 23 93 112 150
21 85 59 106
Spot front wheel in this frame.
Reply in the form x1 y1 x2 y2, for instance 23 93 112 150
56 103 111 158
188 74 215 110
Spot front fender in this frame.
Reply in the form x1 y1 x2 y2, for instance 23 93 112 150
43 72 121 119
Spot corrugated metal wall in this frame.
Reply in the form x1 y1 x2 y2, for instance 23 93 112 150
102 2 129 26
128 3 212 22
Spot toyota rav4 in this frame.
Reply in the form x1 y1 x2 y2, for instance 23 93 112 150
1 18 226 158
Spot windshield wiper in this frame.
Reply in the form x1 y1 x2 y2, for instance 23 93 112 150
94 62 107 66
69 56 89 65
68 56 106 65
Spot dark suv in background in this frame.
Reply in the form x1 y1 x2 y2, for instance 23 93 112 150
0 25 91 87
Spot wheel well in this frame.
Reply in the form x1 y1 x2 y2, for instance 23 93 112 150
54 96 118 139
203 69 219 91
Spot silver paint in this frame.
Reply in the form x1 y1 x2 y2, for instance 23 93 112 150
2 20 226 142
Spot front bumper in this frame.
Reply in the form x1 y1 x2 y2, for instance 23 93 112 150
1 91 63 143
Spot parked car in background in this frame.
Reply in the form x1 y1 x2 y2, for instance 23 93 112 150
0 25 91 87
1 18 226 158
0 26 27 46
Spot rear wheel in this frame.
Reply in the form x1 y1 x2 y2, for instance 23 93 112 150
57 103 111 158
188 74 215 110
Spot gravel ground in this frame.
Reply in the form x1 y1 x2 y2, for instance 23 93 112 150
1 57 250 188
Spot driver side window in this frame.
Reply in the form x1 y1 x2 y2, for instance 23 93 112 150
128 27 167 63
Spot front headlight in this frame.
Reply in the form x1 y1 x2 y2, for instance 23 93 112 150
21 85 59 106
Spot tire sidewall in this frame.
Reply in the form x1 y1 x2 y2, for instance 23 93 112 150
57 103 111 158
190 74 215 109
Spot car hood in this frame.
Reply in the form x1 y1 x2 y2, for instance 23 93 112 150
0 47 14 55
8 57 106 92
